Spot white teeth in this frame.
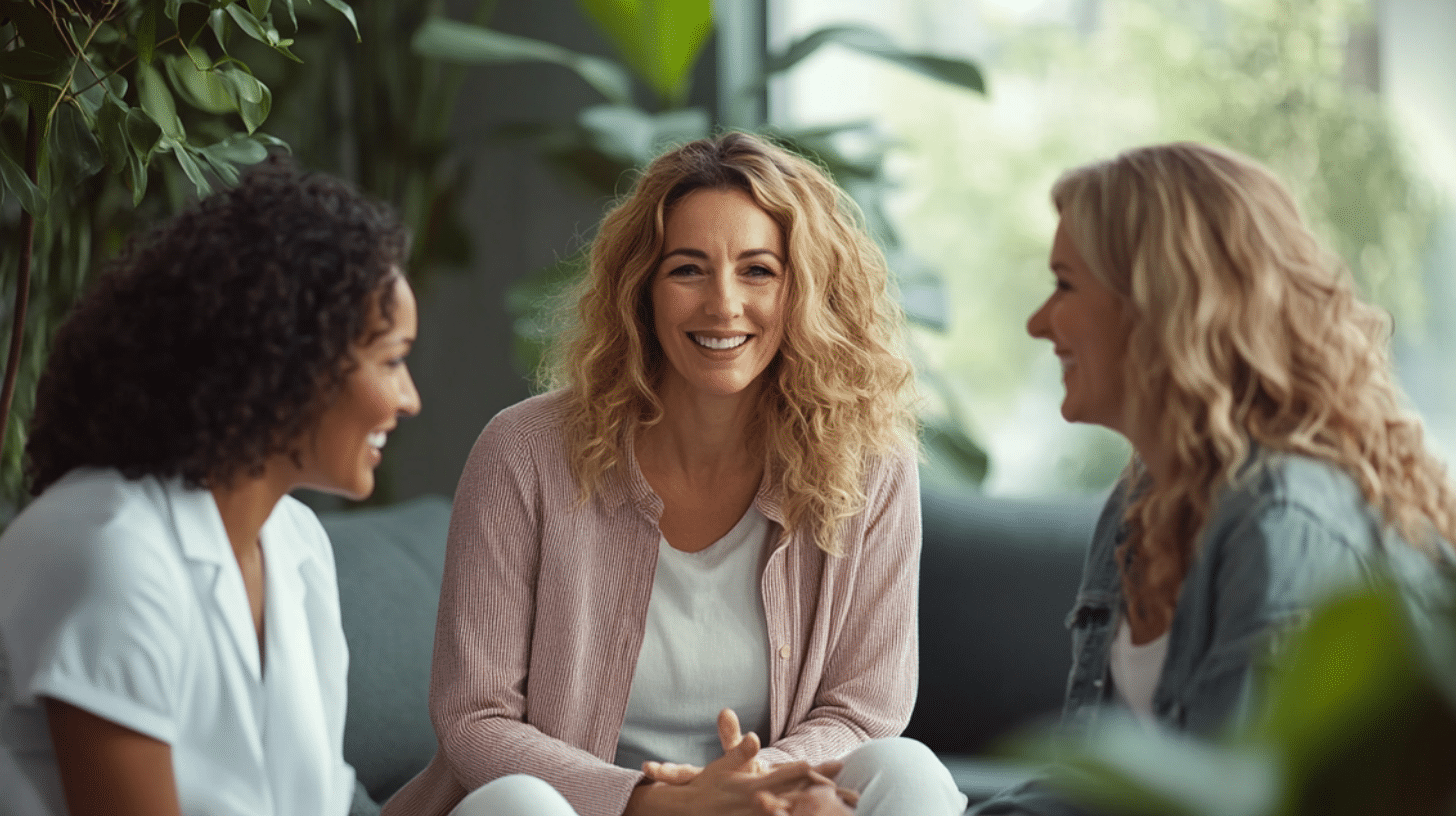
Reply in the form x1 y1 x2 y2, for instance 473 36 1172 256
692 334 748 350
367 431 387 450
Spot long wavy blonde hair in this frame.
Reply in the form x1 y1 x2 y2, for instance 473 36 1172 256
546 132 917 555
1053 142 1456 630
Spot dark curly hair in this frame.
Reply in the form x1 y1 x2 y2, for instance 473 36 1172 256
25 159 409 496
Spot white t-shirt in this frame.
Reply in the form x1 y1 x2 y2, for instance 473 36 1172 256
0 468 355 816
614 506 773 770
1109 614 1170 721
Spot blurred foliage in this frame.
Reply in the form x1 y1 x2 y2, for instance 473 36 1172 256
860 0 1432 493
0 0 358 506
1015 574 1456 815
233 0 487 292
414 0 992 486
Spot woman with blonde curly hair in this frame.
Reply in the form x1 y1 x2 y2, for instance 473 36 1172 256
383 132 965 816
976 141 1453 815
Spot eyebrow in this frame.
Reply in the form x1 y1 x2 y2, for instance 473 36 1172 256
661 247 784 263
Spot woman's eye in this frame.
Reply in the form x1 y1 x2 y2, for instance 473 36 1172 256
666 263 700 277
745 264 776 278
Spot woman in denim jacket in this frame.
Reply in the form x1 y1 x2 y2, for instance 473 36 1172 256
971 142 1455 816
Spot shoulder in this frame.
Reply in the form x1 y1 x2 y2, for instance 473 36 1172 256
1198 451 1379 594
1212 451 1371 541
1 469 180 584
459 391 579 502
861 445 919 495
484 390 574 438
470 392 574 463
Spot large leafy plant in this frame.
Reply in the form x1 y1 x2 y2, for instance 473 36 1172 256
411 0 993 485
0 0 359 506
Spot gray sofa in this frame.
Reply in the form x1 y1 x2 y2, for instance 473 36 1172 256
320 484 1104 814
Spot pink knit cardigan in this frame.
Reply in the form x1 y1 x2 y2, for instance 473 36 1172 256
381 392 921 816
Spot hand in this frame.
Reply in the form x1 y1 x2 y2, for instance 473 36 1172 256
626 726 822 816
755 782 857 816
642 709 764 786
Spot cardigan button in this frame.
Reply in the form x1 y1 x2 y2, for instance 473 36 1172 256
778 644 791 659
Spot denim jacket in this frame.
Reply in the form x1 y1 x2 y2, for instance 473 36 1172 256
975 450 1417 816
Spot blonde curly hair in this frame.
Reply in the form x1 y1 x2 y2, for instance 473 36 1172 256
1053 142 1455 631
546 131 917 555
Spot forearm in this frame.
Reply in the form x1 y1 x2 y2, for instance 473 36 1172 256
45 697 182 816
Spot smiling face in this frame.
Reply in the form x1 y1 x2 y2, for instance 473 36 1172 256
297 275 422 500
651 187 787 404
1027 219 1133 434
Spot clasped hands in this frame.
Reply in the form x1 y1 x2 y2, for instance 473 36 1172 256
636 709 856 816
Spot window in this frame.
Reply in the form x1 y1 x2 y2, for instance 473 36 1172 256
768 0 1456 495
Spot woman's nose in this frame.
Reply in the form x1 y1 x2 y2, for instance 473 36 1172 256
399 368 422 417
704 273 743 319
1027 298 1052 340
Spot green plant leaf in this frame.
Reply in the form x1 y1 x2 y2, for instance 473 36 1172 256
223 3 301 61
200 132 270 166
71 65 115 119
1 1 68 58
10 80 59 132
247 0 271 20
97 97 132 172
1017 717 1280 816
0 144 46 217
411 17 632 106
163 137 212 196
138 0 159 64
164 0 183 23
0 48 67 83
763 24 986 96
52 102 104 182
137 62 185 140
317 0 360 42
124 106 164 158
576 0 712 107
164 52 235 115
217 65 270 132
126 148 149 205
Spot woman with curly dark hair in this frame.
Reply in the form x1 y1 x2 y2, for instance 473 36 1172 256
0 161 421 816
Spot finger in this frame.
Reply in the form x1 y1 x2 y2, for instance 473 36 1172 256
809 761 844 780
641 761 701 784
755 759 816 790
755 790 791 816
718 708 744 752
836 787 860 807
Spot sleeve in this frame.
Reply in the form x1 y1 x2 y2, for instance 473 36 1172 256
426 417 644 816
1176 498 1359 735
9 504 188 746
756 448 922 766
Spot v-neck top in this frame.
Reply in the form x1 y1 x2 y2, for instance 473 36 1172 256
0 467 354 816
614 505 773 770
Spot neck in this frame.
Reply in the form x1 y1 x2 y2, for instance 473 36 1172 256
640 381 763 480
210 467 291 560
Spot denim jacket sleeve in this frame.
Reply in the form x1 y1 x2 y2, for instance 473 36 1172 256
972 453 1384 816
1159 488 1372 735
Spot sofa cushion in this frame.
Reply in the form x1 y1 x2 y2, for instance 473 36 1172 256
320 495 453 807
907 486 1103 757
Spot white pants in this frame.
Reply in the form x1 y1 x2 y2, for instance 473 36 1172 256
448 737 968 816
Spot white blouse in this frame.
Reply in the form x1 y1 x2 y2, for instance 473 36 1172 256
0 468 355 816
